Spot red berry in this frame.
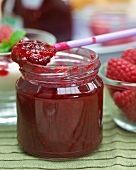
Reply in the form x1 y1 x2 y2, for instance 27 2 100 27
11 40 56 66
113 90 136 122
106 58 136 82
121 48 136 65
0 25 13 43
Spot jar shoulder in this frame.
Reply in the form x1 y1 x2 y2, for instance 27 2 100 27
16 76 103 99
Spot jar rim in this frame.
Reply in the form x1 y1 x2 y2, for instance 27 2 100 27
20 48 101 86
21 47 100 75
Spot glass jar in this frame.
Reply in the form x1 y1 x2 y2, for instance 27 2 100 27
2 0 72 42
100 64 136 133
16 48 103 158
0 53 20 124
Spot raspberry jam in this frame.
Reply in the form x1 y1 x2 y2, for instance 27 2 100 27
14 45 103 158
11 40 56 66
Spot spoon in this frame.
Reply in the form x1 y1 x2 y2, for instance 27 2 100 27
1 28 136 56
54 28 136 51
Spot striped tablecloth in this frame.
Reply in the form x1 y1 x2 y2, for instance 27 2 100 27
0 105 136 170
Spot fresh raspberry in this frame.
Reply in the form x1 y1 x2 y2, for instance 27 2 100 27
106 58 136 82
121 48 136 65
11 40 56 66
113 90 136 122
0 25 13 43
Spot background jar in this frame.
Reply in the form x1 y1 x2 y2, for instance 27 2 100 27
2 0 72 42
16 48 103 158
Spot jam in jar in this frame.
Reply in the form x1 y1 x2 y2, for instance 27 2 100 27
13 42 103 158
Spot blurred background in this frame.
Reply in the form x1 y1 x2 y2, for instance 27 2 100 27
1 0 136 63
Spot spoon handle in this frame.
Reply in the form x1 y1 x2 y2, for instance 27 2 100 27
54 28 136 51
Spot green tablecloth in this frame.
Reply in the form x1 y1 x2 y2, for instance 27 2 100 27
0 105 136 170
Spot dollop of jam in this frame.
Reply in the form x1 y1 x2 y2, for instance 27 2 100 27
11 40 56 66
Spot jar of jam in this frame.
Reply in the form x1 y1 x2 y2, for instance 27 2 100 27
15 47 103 158
2 0 72 42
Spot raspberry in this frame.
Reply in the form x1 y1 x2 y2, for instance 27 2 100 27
113 90 136 122
11 40 56 66
0 25 13 43
106 58 136 82
121 48 136 65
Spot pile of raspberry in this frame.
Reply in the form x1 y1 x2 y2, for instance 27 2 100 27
0 25 13 43
106 48 136 122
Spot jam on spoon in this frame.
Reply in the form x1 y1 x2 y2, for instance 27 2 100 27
11 40 56 66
